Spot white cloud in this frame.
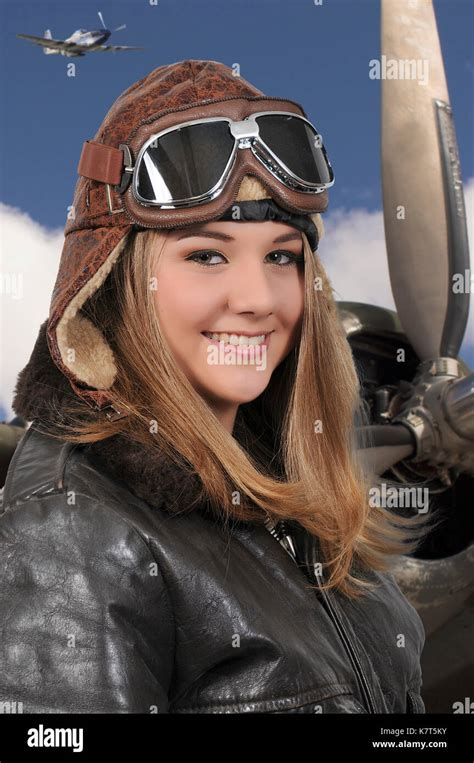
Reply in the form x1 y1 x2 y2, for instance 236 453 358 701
0 180 473 420
0 203 63 420
320 204 396 307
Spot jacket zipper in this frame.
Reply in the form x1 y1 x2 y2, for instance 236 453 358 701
406 688 423 714
309 546 377 714
265 518 377 714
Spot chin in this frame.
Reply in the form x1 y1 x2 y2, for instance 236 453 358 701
207 379 270 405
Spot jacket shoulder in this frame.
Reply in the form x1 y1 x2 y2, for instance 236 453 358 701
2 424 158 529
0 427 175 713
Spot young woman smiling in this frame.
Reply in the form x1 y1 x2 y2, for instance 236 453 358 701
0 60 435 715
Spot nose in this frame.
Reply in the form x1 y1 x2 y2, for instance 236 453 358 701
225 257 275 316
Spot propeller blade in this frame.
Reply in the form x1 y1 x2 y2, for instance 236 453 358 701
380 0 470 361
113 24 127 32
98 11 106 29
356 424 415 475
358 444 415 476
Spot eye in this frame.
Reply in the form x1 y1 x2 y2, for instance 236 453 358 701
266 250 304 266
185 249 304 268
186 250 227 267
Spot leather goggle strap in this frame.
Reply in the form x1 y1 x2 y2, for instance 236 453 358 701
78 140 124 186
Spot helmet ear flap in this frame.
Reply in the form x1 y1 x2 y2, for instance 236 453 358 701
54 231 132 391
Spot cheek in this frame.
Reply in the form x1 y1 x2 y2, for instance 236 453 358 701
152 268 219 336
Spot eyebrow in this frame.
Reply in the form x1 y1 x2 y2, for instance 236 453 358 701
176 226 303 244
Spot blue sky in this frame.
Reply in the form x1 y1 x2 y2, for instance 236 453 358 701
0 0 473 419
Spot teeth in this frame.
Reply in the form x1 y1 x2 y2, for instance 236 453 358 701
204 332 266 346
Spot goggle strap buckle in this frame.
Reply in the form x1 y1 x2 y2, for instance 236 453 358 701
78 140 133 213
115 144 134 194
105 184 125 215
107 145 134 213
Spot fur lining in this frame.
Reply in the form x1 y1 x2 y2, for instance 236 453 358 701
13 320 81 424
56 232 131 389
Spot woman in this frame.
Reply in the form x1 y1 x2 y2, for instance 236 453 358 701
0 60 434 714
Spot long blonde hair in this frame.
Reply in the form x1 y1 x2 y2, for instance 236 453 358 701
40 195 437 599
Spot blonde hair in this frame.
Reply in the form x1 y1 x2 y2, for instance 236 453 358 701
41 181 437 599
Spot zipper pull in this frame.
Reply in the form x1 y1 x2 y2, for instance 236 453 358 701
264 517 297 561
279 521 298 559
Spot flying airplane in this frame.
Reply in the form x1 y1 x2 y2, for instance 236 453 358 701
16 11 143 57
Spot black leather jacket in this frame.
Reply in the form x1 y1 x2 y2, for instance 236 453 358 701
0 425 426 714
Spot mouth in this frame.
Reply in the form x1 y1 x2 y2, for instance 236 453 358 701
201 331 272 350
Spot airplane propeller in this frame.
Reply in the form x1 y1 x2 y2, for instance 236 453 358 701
97 11 126 33
358 0 474 479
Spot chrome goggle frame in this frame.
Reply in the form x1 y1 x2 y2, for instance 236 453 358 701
118 111 335 210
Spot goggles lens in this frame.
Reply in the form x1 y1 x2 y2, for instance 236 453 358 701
136 121 234 204
254 114 333 185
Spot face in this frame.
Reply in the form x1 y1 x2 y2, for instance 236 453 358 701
152 220 305 431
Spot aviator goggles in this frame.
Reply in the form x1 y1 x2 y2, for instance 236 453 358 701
113 110 335 209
